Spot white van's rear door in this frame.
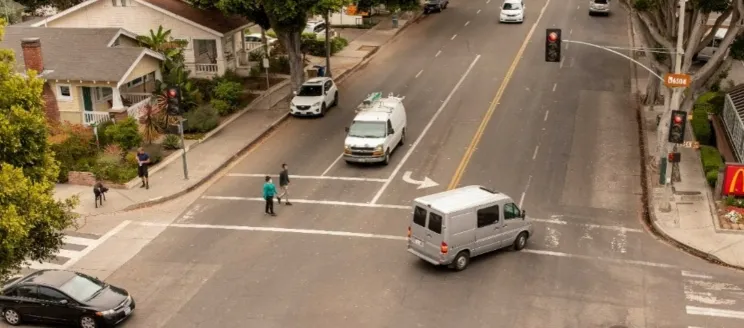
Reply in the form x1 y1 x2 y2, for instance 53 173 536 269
409 205 444 263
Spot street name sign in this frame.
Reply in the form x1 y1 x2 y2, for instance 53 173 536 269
682 141 700 149
663 73 691 88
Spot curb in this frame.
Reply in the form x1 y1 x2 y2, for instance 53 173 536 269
117 15 422 212
628 11 744 270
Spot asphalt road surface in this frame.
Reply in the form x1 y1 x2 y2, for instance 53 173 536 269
60 1 744 328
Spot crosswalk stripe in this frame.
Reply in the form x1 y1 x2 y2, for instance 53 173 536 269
63 235 97 246
532 217 644 233
28 261 63 270
686 305 744 319
682 270 713 279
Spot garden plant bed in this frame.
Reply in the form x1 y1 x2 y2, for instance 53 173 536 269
717 205 744 230
241 76 286 91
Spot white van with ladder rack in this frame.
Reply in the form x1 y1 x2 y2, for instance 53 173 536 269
343 92 407 165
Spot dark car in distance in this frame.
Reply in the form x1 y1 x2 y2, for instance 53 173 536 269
0 269 135 328
424 0 449 13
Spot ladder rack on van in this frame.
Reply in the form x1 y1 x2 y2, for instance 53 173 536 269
356 92 405 113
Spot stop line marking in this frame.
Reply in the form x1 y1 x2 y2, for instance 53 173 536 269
227 173 388 183
136 222 677 269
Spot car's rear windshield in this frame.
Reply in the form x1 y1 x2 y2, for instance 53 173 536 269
428 212 443 234
593 0 608 3
413 206 427 226
59 274 106 302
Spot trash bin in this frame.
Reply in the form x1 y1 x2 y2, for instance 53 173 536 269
314 65 326 77
392 15 399 28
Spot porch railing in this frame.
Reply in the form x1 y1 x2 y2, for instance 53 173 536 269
83 111 111 126
122 93 151 104
127 96 151 119
195 64 219 73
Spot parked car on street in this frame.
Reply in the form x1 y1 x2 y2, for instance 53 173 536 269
244 33 278 46
424 0 449 13
290 77 339 117
304 20 337 39
1 269 135 328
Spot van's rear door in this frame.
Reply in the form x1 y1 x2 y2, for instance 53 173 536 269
409 205 429 253
409 205 444 262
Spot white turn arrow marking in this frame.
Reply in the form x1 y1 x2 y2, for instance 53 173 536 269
402 171 439 189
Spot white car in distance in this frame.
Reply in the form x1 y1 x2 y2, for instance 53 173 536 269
290 77 339 117
500 0 525 23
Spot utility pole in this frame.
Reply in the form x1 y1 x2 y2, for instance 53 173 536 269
659 0 687 211
178 118 188 180
324 10 332 78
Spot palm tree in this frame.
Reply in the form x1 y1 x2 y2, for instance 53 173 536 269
137 26 186 68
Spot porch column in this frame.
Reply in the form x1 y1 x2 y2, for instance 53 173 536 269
154 69 162 82
111 87 124 110
216 39 226 75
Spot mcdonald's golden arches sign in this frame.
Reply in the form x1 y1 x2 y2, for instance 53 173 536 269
723 164 744 196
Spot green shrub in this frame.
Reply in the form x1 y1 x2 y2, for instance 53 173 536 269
304 36 350 57
92 156 138 184
184 105 220 133
95 120 115 146
213 80 242 106
211 99 234 116
696 91 718 105
221 69 244 83
331 37 349 53
266 30 277 38
162 134 182 150
691 109 712 145
105 117 142 150
142 144 163 164
694 102 715 114
269 56 291 74
709 93 726 115
190 78 217 101
700 145 723 173
706 170 719 187
49 123 98 182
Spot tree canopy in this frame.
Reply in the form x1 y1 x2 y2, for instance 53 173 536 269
0 19 77 280
15 0 83 13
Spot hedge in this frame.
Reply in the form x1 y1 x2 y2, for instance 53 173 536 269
691 109 712 145
700 145 723 173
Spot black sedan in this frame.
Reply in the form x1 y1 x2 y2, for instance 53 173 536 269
0 269 135 328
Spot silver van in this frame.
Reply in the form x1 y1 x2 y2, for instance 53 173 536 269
407 185 534 271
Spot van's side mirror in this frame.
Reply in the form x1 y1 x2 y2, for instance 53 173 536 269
344 127 349 133
59 299 68 305
522 210 527 219
293 90 297 96
389 129 395 135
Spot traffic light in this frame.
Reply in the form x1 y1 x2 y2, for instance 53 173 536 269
668 110 687 144
166 86 181 115
545 28 561 62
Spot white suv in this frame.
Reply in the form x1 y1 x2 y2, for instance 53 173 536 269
290 77 339 117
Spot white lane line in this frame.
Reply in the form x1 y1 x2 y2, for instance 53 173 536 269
519 175 532 208
570 29 573 35
552 83 557 92
415 69 424 78
524 249 676 268
61 220 132 270
532 217 644 233
544 110 549 121
140 222 408 241
135 222 678 269
570 57 575 67
370 54 482 204
451 34 457 40
63 235 96 246
559 56 565 69
565 42 569 50
227 173 388 183
486 0 491 3
477 9 481 14
56 249 79 259
686 306 744 320
202 196 410 210
532 145 539 160
682 270 713 279
435 50 442 57
464 21 470 26
321 153 344 176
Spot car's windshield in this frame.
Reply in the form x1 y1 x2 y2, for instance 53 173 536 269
58 274 106 302
348 121 387 138
503 3 520 9
297 85 323 97
593 0 608 3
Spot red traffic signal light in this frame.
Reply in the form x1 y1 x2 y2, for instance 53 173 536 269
548 32 558 42
168 88 177 98
673 115 683 124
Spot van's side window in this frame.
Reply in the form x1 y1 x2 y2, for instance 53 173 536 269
428 212 443 234
504 203 521 220
413 206 427 227
477 205 499 227
387 120 393 134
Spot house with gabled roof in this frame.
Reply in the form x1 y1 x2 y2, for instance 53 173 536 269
29 0 255 77
0 26 164 126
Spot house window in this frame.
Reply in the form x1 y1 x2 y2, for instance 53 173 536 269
94 87 113 102
126 75 147 88
112 0 129 6
57 84 72 101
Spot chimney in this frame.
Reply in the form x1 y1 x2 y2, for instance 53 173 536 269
21 37 44 73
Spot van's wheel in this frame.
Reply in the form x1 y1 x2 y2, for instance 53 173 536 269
513 232 528 251
398 128 406 146
382 150 390 166
332 92 339 107
319 103 326 117
452 251 470 271
80 315 97 328
3 308 21 326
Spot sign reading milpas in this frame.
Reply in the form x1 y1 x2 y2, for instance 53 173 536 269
723 164 744 196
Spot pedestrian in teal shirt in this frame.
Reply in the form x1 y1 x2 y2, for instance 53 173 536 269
263 175 277 216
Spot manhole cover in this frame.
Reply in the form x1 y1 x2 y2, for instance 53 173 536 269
357 45 378 52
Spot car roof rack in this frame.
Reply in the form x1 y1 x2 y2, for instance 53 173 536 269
356 92 405 113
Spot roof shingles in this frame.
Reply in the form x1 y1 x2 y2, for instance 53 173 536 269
141 0 251 34
0 26 151 82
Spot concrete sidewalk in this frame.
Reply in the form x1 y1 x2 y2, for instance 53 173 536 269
629 17 744 268
55 13 421 222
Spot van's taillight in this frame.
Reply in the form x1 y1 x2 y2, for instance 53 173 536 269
407 226 411 238
440 242 448 254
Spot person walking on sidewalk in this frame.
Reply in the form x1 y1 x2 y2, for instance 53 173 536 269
263 175 277 216
277 163 292 205
136 147 151 189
